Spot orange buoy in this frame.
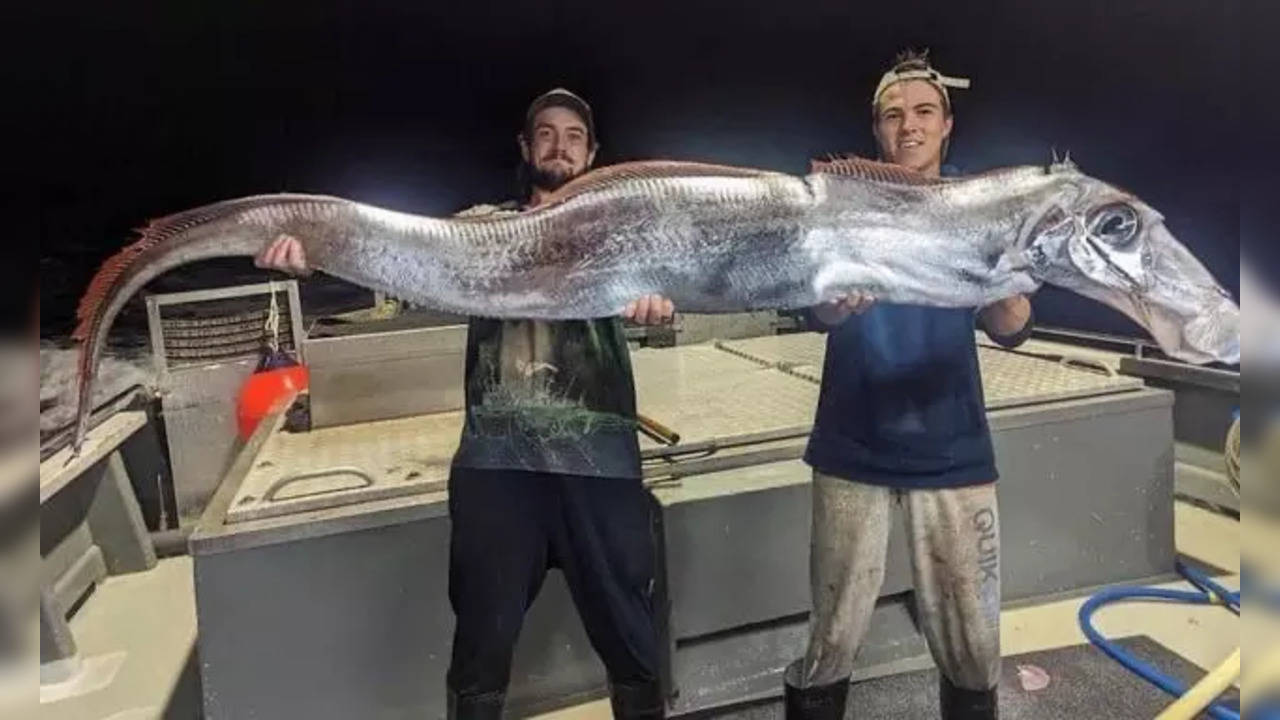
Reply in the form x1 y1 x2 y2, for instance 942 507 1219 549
236 350 309 439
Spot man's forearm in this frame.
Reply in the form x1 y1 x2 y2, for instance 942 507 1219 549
980 295 1033 347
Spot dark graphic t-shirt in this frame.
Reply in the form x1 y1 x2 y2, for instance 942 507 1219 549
448 203 642 479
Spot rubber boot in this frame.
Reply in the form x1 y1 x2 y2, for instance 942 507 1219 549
783 660 849 720
609 679 665 720
939 676 997 720
446 688 504 720
784 679 849 720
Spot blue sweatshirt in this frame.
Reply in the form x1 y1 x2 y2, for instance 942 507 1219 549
803 165 1033 488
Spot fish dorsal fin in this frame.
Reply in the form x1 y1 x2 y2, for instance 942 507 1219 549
538 160 780 208
72 194 331 340
809 154 946 186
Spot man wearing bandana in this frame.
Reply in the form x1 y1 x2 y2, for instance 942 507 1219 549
782 52 1033 720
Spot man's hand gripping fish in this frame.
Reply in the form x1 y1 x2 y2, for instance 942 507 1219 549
70 155 1239 453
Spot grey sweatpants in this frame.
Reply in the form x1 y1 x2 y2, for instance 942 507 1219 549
792 471 1001 691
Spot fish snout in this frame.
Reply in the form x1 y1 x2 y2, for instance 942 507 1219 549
1142 282 1240 365
1140 225 1239 364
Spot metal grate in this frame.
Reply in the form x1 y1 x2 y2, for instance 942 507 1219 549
147 282 305 372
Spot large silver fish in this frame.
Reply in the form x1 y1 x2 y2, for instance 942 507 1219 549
70 156 1238 453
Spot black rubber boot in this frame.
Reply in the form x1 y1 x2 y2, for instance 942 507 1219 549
939 676 998 720
609 679 666 720
782 659 849 720
446 688 504 720
784 678 849 719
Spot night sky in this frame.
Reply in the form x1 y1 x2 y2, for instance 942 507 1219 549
39 0 1245 341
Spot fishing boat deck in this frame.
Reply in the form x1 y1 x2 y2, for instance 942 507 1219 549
29 325 1249 720
31 500 1242 720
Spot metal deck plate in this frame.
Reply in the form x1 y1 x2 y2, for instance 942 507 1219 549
226 412 464 523
631 345 821 447
717 332 1144 409
974 346 1144 408
224 334 1141 523
715 334 827 376
226 346 823 522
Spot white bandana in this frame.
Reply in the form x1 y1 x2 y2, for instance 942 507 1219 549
873 66 971 108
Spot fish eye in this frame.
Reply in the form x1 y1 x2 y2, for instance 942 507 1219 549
1088 203 1139 246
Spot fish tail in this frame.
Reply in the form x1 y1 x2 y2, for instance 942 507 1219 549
70 194 334 452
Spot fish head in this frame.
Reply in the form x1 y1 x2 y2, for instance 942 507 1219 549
1021 164 1238 365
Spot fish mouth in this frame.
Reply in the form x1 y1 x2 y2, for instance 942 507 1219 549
1141 225 1240 365
1087 223 1241 366
1074 274 1239 366
1190 303 1241 365
1141 291 1240 365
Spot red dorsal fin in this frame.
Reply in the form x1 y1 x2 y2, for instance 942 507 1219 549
809 154 946 186
71 194 322 341
535 160 779 209
73 235 152 340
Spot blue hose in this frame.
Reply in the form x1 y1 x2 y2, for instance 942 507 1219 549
1178 560 1241 613
1078 560 1241 720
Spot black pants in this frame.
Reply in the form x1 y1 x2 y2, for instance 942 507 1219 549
446 466 660 715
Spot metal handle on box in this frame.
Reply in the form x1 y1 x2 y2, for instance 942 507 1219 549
262 466 376 503
1058 355 1117 377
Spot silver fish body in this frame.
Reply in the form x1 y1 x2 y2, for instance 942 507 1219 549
278 173 1032 316
69 158 1239 453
